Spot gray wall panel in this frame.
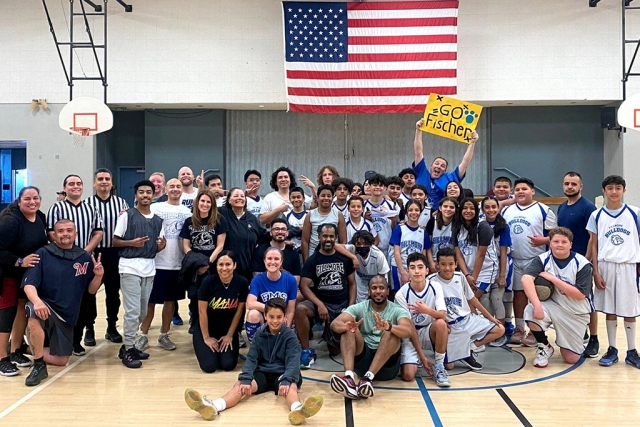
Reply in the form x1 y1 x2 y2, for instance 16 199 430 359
226 111 345 190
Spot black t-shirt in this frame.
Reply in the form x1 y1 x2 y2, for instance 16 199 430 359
0 210 48 280
250 243 302 276
22 245 95 324
301 251 354 305
179 215 228 257
197 274 248 338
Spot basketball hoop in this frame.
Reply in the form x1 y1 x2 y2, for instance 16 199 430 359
70 127 91 147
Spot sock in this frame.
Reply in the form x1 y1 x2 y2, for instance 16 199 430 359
141 333 148 338
34 356 45 365
364 371 374 381
624 321 636 350
606 319 617 348
245 321 261 344
212 398 226 412
531 330 548 345
515 318 525 330
345 370 355 380
435 352 445 365
291 401 303 411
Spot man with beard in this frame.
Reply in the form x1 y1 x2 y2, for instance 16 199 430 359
46 174 103 356
22 219 104 386
412 118 479 211
250 218 301 282
138 178 192 351
85 168 129 344
330 275 412 399
557 172 598 357
178 167 197 210
113 180 166 368
297 224 355 369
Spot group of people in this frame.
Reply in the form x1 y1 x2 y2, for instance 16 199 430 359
0 117 639 425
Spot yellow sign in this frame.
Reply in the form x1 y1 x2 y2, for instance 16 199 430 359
420 94 483 144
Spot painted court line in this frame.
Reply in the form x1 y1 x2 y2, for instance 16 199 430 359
416 377 443 427
0 340 108 420
496 388 533 427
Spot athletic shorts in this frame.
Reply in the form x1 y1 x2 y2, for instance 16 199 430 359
400 325 434 365
354 345 401 381
253 371 303 395
477 281 492 293
0 277 19 309
299 300 346 348
447 316 491 362
511 258 534 292
26 301 74 357
149 269 184 304
391 266 407 292
524 301 589 355
593 261 640 318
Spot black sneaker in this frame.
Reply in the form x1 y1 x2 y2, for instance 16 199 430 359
460 353 483 371
121 347 142 369
118 345 149 361
188 324 195 334
584 336 600 358
25 363 48 386
10 351 33 368
105 327 123 343
73 344 86 356
84 329 96 347
583 331 589 344
0 357 20 377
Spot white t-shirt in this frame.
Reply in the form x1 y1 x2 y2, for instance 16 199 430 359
429 271 474 323
114 210 166 277
260 191 313 218
344 244 390 303
150 202 192 270
180 190 197 210
395 280 446 328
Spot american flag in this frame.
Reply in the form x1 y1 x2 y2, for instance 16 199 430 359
283 1 458 114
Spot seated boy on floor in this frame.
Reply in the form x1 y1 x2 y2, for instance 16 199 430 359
185 298 323 426
434 248 505 371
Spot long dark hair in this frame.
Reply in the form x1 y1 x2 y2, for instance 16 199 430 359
0 186 41 221
481 196 507 238
435 197 458 229
453 197 480 246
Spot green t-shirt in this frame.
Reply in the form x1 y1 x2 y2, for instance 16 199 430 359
344 300 410 349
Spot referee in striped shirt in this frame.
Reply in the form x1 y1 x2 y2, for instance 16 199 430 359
85 168 129 345
46 174 103 356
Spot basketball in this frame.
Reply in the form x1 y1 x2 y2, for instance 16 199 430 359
534 276 554 301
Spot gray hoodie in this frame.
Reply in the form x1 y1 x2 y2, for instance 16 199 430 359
238 323 301 387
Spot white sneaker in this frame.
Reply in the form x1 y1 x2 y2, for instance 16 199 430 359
533 343 554 368
134 335 149 351
471 343 486 353
432 363 451 388
489 335 507 347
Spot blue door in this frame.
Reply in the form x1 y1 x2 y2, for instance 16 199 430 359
119 167 145 207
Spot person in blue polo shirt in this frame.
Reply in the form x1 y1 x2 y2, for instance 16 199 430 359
22 219 104 387
412 118 480 211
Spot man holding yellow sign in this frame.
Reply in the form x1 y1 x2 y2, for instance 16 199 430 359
412 94 481 212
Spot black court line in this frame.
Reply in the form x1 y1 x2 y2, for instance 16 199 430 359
496 388 533 427
345 398 354 427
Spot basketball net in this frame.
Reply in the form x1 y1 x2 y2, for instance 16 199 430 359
70 127 90 147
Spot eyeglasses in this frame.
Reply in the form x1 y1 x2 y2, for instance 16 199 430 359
271 228 288 232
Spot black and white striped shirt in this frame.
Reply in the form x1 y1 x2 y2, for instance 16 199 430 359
46 199 103 249
85 194 129 248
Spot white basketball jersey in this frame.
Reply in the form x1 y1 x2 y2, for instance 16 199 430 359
363 199 397 253
399 192 412 207
344 244 390 303
538 251 592 315
390 224 428 268
430 221 454 261
429 272 474 323
332 202 350 220
501 202 556 260
246 195 263 218
455 224 500 284
285 210 308 249
395 281 446 328
418 208 431 227
346 217 377 244
308 208 340 256
592 205 640 263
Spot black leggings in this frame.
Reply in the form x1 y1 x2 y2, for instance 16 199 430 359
192 324 239 373
0 305 18 333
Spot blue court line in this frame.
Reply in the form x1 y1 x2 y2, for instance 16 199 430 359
416 377 444 427
301 356 586 392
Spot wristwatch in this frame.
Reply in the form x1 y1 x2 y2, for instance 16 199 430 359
386 322 392 332
17 258 23 266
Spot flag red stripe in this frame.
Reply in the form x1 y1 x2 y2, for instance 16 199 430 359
288 87 456 97
289 104 428 113
347 1 459 10
349 35 457 45
348 17 457 27
287 69 456 80
348 52 457 62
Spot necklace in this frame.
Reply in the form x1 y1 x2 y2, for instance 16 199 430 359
221 278 232 289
